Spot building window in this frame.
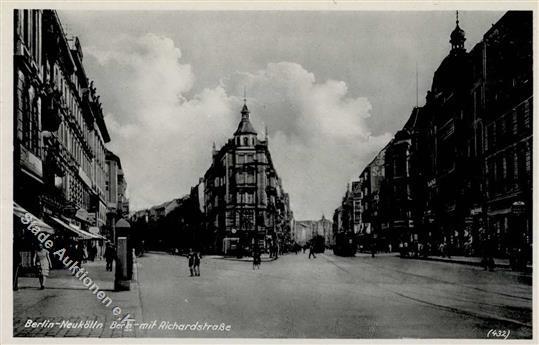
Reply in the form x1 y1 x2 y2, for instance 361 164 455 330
246 172 254 184
506 150 514 189
487 123 495 151
237 172 245 184
23 10 29 45
524 101 531 130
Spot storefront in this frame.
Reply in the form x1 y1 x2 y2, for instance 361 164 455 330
14 202 107 273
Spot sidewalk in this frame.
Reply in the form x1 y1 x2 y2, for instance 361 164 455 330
13 259 143 337
404 254 532 271
355 252 398 257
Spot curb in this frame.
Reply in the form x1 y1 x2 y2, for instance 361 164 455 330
404 256 532 273
212 256 278 263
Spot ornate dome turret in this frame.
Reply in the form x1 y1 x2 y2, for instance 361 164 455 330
234 99 257 136
450 11 466 52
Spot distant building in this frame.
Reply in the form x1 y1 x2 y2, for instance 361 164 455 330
294 220 316 246
358 144 388 250
293 216 333 246
332 183 359 243
105 149 129 239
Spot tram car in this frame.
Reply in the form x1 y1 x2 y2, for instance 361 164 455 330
333 232 357 256
311 235 326 253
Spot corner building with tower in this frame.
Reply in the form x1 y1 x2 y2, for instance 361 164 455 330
203 101 294 254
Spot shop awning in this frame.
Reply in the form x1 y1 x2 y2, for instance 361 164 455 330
487 208 512 216
49 216 94 240
88 227 107 240
68 222 106 240
13 202 55 234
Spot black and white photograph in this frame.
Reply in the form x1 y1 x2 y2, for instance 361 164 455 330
1 1 535 342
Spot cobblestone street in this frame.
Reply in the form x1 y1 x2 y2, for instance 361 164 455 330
13 252 532 338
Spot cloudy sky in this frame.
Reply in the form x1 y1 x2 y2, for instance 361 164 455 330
59 10 504 220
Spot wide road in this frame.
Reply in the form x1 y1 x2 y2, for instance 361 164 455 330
135 251 532 339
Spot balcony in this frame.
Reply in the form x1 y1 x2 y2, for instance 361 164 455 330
235 182 257 189
41 85 63 132
19 144 43 180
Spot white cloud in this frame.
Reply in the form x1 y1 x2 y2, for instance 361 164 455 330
222 62 391 219
90 34 390 219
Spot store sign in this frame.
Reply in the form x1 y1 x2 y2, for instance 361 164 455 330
54 175 63 189
20 145 43 178
87 212 97 225
512 201 526 215
75 208 88 222
470 207 482 215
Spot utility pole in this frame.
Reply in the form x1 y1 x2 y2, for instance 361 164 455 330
416 62 419 108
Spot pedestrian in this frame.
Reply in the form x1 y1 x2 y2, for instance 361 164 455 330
88 243 96 261
34 243 52 290
188 248 195 276
445 239 452 259
193 251 201 276
98 239 104 260
104 243 115 272
75 241 86 268
67 241 76 262
308 242 316 259
82 243 88 263
13 241 22 291
482 235 495 271
253 250 261 270
388 243 392 253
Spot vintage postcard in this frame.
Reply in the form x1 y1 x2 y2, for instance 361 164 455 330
1 1 536 343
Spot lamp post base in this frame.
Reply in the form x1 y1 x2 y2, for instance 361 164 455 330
114 279 131 291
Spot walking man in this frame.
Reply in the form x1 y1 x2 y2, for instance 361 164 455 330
253 249 261 270
193 251 201 276
13 241 21 291
188 249 195 276
482 235 496 271
308 242 316 259
104 243 115 272
75 242 86 268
